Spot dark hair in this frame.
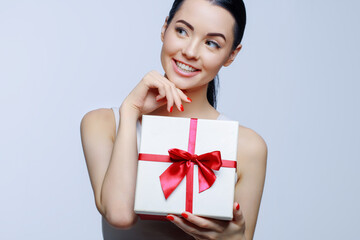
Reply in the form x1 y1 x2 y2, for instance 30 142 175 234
167 0 246 108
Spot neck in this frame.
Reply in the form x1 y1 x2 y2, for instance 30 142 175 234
149 83 220 120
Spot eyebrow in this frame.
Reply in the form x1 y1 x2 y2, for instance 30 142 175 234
175 19 227 42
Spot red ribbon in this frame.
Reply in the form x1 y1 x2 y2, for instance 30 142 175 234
160 148 222 199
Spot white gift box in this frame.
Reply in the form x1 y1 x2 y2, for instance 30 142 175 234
134 115 239 220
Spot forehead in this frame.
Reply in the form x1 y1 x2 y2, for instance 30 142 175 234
173 0 235 38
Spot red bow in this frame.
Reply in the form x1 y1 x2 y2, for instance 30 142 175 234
159 148 222 199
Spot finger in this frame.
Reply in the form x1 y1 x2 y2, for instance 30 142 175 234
145 78 166 101
177 88 192 103
147 72 173 112
167 215 212 239
160 73 190 104
233 202 245 224
144 71 173 102
156 73 185 110
163 84 174 112
170 85 184 112
157 72 188 110
155 97 167 107
180 212 226 233
148 82 172 112
155 91 166 101
155 94 165 102
157 78 175 112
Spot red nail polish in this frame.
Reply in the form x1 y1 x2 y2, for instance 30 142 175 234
236 203 240 210
166 215 174 221
170 106 173 112
187 97 192 102
181 213 188 219
180 105 184 112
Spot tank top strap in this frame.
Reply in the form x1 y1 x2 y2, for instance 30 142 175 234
217 113 232 121
111 107 120 136
111 107 141 150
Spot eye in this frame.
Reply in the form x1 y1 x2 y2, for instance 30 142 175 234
206 40 221 49
175 27 187 36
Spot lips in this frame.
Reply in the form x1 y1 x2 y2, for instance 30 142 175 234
172 59 201 77
175 60 200 72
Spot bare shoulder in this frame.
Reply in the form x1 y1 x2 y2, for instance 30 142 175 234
237 124 268 174
80 108 117 142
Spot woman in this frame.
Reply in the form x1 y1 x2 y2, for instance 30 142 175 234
80 0 267 239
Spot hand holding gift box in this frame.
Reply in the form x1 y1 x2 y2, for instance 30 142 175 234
134 115 239 220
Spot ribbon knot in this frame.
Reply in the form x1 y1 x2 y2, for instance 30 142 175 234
191 154 198 161
159 148 222 199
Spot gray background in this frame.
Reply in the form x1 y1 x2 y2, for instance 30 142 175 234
0 0 359 239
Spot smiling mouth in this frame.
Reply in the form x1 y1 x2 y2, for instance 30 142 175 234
174 60 200 73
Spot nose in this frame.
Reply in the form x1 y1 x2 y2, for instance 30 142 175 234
182 39 199 60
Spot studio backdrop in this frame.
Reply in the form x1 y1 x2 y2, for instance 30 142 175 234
0 0 359 239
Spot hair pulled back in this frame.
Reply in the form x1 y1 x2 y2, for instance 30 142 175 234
167 0 246 108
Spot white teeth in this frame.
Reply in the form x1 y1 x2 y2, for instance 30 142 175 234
176 61 197 72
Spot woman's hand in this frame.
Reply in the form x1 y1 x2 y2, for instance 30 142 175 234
121 70 191 117
167 202 246 240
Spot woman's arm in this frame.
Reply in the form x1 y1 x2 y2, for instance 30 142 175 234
100 107 141 228
235 126 267 240
80 71 190 229
80 107 140 228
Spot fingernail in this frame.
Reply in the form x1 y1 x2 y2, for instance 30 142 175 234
181 213 188 219
236 203 240 211
166 215 174 221
170 106 173 112
180 105 184 112
187 97 192 102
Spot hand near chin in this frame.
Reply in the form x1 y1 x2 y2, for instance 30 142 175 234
120 70 191 116
167 202 246 240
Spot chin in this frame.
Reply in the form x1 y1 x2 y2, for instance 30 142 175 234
166 74 192 90
163 65 209 90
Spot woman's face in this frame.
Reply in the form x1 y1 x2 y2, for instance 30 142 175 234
160 0 241 91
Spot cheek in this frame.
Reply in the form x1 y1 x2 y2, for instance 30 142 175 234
161 34 184 72
162 33 182 56
202 52 227 72
160 39 175 71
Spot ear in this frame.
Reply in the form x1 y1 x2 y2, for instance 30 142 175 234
223 44 242 67
161 17 169 42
